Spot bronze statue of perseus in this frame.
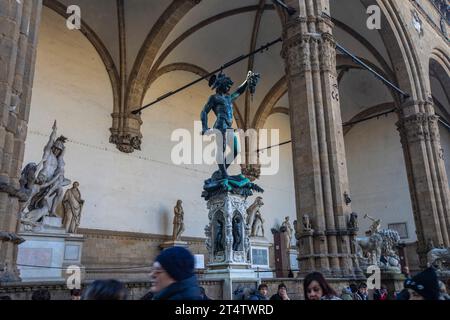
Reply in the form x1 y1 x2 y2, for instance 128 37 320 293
200 71 263 200
201 71 260 179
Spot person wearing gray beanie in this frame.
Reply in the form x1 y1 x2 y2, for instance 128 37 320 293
150 246 201 300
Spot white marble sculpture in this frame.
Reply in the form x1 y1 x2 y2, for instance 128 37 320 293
62 182 84 234
20 121 71 230
427 247 450 271
355 215 401 272
281 216 294 248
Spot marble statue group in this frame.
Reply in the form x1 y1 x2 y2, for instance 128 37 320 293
19 122 84 233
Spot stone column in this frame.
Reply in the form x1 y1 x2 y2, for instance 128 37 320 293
0 0 42 282
397 98 450 267
280 0 359 278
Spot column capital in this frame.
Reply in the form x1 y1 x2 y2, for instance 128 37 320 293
282 12 334 30
400 97 434 109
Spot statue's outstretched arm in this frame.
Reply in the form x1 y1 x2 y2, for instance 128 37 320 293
36 122 57 172
231 71 260 102
58 148 66 166
201 96 214 134
230 72 251 101
45 121 57 153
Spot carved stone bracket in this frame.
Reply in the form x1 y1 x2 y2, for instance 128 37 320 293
0 232 25 245
0 183 29 202
109 133 142 153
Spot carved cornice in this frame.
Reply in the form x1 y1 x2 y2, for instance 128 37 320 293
78 228 206 244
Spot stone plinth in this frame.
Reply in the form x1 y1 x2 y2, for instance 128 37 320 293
159 240 188 250
250 236 273 278
17 218 84 282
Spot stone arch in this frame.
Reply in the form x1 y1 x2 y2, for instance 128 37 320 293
362 1 450 262
145 4 275 94
42 0 120 120
126 0 202 110
429 49 450 107
364 0 425 100
429 50 450 129
252 77 287 129
113 0 202 153
252 54 396 130
270 107 289 117
343 102 396 135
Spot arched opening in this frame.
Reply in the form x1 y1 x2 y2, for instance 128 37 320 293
25 7 117 232
429 53 450 184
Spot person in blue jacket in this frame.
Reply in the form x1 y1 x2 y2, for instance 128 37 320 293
150 246 201 300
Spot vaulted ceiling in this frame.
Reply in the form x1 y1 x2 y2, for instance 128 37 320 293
44 0 433 139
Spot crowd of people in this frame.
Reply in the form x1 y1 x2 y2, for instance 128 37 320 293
0 247 449 301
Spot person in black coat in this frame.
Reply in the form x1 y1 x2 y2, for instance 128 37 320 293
270 283 290 300
150 246 201 300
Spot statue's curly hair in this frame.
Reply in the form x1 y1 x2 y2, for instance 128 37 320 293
209 73 233 92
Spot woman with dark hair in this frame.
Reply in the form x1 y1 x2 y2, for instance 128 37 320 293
82 279 128 300
303 272 341 300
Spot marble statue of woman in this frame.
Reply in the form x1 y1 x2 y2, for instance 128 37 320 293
172 200 185 241
281 216 294 248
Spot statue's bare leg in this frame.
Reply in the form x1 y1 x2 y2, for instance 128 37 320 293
20 185 41 214
50 187 63 216
225 130 239 171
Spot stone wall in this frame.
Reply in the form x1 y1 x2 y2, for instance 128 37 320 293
79 228 208 281
79 228 278 281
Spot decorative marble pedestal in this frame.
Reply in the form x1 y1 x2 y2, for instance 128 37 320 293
17 217 84 282
250 236 272 278
203 192 257 299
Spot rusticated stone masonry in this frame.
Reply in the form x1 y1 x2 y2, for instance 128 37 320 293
0 0 42 282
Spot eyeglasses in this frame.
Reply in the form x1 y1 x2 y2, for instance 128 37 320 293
150 267 166 276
